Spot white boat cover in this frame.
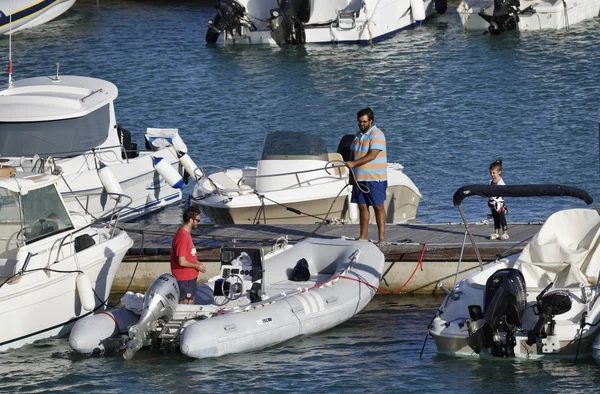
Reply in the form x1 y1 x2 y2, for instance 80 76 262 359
516 208 600 288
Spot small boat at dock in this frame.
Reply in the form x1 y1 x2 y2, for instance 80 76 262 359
190 131 421 225
429 184 600 359
69 237 384 359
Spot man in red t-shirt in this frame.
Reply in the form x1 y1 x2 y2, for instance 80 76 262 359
170 206 207 304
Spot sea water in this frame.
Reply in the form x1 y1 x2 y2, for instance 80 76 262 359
1 0 600 391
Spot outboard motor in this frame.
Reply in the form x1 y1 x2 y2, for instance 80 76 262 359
206 0 255 44
337 134 355 162
479 0 521 35
434 0 448 15
466 268 527 357
526 286 572 346
268 0 313 45
121 273 180 359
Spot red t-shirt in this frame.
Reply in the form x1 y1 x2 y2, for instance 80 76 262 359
170 227 198 281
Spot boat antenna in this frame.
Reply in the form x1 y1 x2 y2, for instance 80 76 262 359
8 0 14 88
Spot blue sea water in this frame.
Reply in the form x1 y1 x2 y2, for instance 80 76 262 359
1 0 600 391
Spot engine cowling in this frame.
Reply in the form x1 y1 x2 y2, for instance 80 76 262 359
466 268 527 357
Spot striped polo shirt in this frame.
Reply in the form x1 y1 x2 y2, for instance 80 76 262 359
351 125 387 182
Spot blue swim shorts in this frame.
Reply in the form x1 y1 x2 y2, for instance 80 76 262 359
351 181 388 207
177 278 197 302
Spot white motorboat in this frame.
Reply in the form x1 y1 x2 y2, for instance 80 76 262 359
0 71 200 222
0 0 76 35
205 0 448 45
458 0 600 34
69 237 384 359
429 184 600 359
190 131 421 225
0 170 133 352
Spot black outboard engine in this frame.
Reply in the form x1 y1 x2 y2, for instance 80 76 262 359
434 0 448 15
526 285 572 346
336 134 355 162
269 0 312 45
466 268 527 357
479 0 521 35
206 0 254 44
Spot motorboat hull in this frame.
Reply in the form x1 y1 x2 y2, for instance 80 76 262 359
57 151 183 222
0 229 133 351
207 0 437 45
0 0 76 35
458 0 600 32
199 193 348 224
193 162 421 225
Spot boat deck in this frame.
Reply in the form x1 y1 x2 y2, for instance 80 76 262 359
120 221 542 262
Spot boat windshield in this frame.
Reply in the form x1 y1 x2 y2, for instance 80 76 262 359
0 185 74 245
260 131 329 161
0 104 110 157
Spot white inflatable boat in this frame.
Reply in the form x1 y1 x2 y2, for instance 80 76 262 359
69 237 384 359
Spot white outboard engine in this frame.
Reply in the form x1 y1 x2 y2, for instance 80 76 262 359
525 286 572 347
122 273 180 359
466 268 527 357
479 0 521 35
206 0 257 43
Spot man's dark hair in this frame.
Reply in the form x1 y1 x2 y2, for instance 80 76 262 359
357 107 374 122
183 205 201 223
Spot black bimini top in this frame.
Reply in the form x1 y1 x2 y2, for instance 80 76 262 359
453 184 594 207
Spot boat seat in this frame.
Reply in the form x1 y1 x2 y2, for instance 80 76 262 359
209 172 252 193
266 273 335 295
327 153 347 177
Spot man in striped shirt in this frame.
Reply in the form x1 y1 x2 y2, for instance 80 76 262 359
346 107 387 243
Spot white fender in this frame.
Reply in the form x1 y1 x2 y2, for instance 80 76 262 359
410 0 426 24
348 192 358 223
153 157 184 189
76 272 96 312
178 152 204 180
69 308 140 354
98 162 123 199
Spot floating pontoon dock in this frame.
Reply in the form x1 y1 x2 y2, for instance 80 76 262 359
112 222 542 295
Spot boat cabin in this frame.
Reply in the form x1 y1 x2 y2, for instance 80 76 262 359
0 173 74 277
255 131 346 192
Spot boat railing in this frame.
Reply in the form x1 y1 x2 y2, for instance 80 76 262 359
239 163 346 186
49 191 132 266
200 161 348 195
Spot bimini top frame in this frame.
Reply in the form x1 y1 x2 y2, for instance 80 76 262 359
452 184 599 269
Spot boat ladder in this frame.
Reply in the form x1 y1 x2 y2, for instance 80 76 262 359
336 10 359 30
158 306 217 341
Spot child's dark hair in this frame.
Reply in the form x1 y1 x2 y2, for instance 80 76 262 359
489 159 503 171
